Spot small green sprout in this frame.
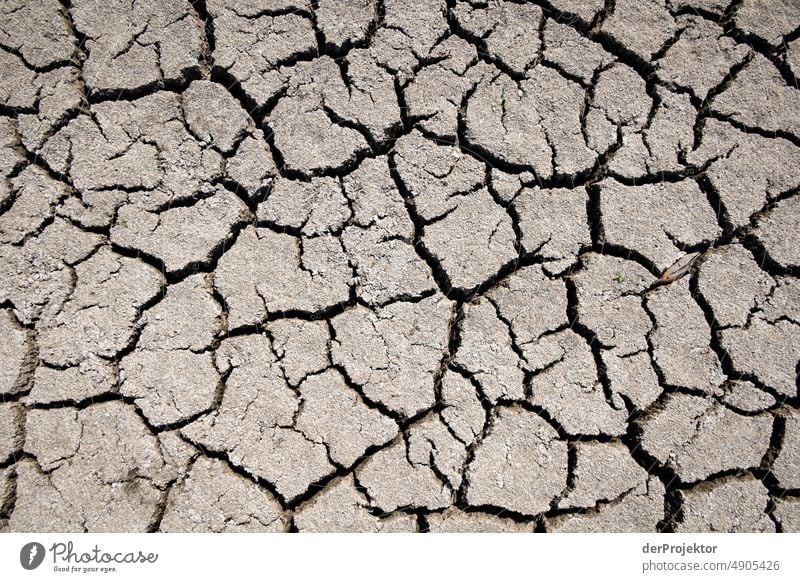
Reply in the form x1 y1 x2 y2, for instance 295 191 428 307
612 272 625 283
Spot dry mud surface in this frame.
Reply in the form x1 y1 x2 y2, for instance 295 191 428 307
1 0 799 533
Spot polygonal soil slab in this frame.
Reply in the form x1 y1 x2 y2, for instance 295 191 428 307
465 406 568 516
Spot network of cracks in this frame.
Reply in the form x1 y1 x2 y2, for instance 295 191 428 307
1 0 799 532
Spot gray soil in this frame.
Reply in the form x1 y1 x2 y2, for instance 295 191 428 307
0 0 798 533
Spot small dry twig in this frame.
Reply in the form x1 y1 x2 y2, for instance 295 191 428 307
655 251 704 285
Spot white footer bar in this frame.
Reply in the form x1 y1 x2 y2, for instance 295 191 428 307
2 533 798 582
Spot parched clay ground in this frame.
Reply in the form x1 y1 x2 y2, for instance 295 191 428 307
1 0 799 533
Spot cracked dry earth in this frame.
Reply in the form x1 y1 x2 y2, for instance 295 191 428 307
1 0 799 535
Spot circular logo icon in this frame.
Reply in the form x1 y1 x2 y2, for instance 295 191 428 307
20 542 46 570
